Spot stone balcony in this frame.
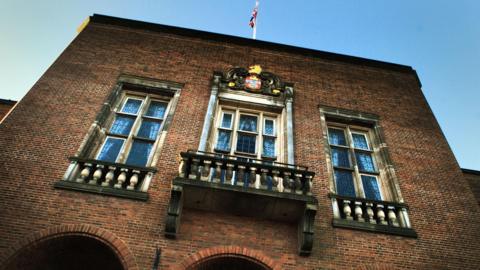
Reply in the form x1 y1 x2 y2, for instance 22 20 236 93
165 150 318 256
54 157 156 200
330 193 417 237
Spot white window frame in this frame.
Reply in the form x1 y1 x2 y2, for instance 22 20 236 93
327 123 384 200
212 105 280 161
95 93 172 167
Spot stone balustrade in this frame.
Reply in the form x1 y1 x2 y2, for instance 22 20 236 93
61 157 156 193
178 150 315 195
330 193 413 230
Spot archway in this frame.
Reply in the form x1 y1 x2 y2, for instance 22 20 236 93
4 235 125 270
187 254 270 270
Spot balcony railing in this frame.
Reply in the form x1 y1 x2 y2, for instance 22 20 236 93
330 193 417 237
54 157 156 200
178 150 315 195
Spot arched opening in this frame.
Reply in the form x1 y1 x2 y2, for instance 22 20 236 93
4 235 125 270
188 254 271 270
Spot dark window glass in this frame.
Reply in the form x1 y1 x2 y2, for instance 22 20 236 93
126 140 153 167
221 113 233 128
97 137 124 163
356 152 375 172
145 101 167 118
352 133 369 150
236 133 256 153
332 147 350 167
239 115 258 132
361 175 381 200
263 137 275 157
264 119 274 135
328 128 347 146
110 116 134 135
137 120 161 140
121 99 142 114
216 130 231 151
334 170 356 197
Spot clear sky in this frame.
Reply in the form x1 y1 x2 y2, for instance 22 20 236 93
1 0 479 170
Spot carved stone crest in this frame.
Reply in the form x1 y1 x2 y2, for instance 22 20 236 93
223 65 285 96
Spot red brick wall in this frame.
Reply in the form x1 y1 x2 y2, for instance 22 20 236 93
0 101 16 121
463 170 480 205
0 20 479 269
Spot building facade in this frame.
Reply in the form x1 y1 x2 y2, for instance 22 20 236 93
0 99 16 122
0 14 479 269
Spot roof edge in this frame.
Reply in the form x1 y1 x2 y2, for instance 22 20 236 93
0 98 17 105
89 14 418 77
462 168 480 175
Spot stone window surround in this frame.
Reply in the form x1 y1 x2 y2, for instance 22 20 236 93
319 105 416 237
56 74 182 199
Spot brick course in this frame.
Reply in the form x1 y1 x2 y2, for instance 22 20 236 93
0 16 479 269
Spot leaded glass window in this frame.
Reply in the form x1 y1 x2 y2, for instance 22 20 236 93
96 95 170 167
214 108 278 160
327 124 382 200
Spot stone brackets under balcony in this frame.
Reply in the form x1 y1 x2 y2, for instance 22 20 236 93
164 150 318 256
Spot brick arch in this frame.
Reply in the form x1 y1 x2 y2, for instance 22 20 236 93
0 224 139 270
173 246 281 270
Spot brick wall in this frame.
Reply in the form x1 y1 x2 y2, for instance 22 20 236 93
463 169 480 205
0 99 16 121
0 17 479 269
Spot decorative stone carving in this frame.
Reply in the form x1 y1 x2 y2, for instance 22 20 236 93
165 185 183 239
298 203 317 256
222 65 286 96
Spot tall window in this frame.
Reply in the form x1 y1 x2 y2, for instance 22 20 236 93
214 107 278 160
327 124 382 200
97 95 169 167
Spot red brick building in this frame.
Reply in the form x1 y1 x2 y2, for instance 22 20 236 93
0 14 479 269
0 99 16 122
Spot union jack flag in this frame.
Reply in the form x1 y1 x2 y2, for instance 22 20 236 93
249 6 258 28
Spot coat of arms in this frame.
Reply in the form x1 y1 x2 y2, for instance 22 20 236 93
225 65 285 96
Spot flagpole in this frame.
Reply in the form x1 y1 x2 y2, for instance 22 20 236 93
252 0 259 39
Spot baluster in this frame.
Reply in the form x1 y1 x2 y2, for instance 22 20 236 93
201 160 211 181
343 200 353 220
188 158 200 180
399 207 411 228
213 161 223 183
376 204 387 225
365 203 376 224
294 174 302 194
102 166 116 187
332 197 341 219
305 175 313 195
354 201 364 222
236 165 245 187
387 206 399 227
127 170 140 190
272 170 281 192
114 168 128 189
77 163 92 183
283 172 291 193
249 167 257 188
260 169 269 189
178 156 188 178
226 163 235 185
89 165 104 185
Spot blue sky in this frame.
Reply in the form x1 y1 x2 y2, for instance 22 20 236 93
1 0 479 170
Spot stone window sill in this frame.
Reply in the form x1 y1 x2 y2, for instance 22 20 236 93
54 181 148 201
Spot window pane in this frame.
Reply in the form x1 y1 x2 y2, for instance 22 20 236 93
110 116 134 135
331 147 350 167
263 137 275 157
352 133 369 150
264 119 274 135
236 133 256 153
221 113 233 128
328 128 347 146
137 120 161 140
356 152 375 172
216 130 231 151
361 175 382 200
97 137 124 163
126 140 153 167
121 99 142 114
145 101 167 118
334 170 356 197
239 115 257 132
